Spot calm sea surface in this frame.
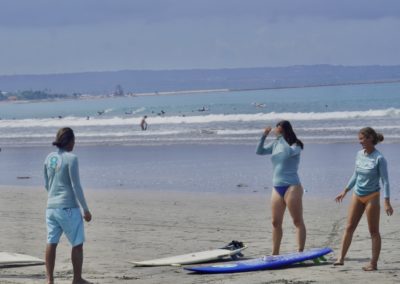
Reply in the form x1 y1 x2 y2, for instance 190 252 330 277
1 143 399 200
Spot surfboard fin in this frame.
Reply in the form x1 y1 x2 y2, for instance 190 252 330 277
298 256 327 265
312 258 321 264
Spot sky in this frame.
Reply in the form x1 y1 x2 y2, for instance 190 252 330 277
0 0 399 75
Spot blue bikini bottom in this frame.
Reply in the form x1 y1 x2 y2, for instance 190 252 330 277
274 186 290 198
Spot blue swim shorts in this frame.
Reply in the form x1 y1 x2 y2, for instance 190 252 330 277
46 208 85 247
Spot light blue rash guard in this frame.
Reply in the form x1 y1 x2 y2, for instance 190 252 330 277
346 149 390 198
44 150 89 211
256 135 302 186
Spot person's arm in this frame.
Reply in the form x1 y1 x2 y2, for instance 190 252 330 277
68 156 89 212
256 127 274 155
345 153 359 191
345 171 357 192
44 163 49 192
256 135 274 155
335 180 354 203
378 156 393 216
335 160 357 203
378 156 390 198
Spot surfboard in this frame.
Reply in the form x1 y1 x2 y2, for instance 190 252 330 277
130 240 247 267
0 252 44 267
184 247 332 273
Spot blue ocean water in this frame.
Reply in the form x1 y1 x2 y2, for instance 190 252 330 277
1 82 400 197
1 82 400 146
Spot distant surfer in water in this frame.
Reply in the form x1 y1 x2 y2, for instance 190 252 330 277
256 120 306 255
44 128 92 284
140 115 148 131
334 127 393 271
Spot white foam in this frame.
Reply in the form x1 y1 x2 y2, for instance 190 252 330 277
1 108 400 128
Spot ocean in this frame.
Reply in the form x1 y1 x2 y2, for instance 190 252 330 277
1 82 399 198
1 82 400 146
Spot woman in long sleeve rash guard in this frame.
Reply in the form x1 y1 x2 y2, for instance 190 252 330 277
334 127 393 271
44 127 92 284
256 120 306 255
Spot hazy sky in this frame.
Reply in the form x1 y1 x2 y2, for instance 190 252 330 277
0 0 399 75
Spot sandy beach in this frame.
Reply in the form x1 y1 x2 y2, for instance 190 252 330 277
0 185 399 284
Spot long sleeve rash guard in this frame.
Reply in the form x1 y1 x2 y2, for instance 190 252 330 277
44 150 89 211
346 149 390 198
256 135 302 187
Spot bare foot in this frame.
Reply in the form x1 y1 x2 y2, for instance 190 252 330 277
333 260 344 266
362 263 377 271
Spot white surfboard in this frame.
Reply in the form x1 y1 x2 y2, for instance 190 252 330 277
0 252 44 267
130 241 247 267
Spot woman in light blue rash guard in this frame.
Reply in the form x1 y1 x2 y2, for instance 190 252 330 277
334 127 393 271
44 127 92 284
256 120 306 255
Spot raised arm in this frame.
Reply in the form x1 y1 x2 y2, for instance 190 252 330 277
256 135 274 155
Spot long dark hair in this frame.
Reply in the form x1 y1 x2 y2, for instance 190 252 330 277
276 120 304 149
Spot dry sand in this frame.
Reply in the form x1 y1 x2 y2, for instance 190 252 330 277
0 185 399 283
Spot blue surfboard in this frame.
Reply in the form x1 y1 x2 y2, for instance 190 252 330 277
185 247 332 273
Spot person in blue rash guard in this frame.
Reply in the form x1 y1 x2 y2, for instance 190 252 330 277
334 127 393 271
44 127 92 284
256 120 306 255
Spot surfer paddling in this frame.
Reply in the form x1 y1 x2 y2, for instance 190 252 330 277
334 127 393 271
256 120 306 255
44 127 92 284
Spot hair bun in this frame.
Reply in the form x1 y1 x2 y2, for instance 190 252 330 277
377 133 384 142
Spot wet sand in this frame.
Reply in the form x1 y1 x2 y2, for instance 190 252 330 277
0 185 399 283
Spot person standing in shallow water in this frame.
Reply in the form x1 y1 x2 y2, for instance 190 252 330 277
334 127 393 271
44 127 92 284
256 120 306 255
140 115 148 130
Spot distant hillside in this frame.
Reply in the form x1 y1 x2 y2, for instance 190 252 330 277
1 65 400 95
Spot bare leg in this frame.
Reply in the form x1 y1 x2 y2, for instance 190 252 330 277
285 185 306 252
45 243 57 284
363 195 380 271
71 244 91 284
334 194 365 265
271 189 286 255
